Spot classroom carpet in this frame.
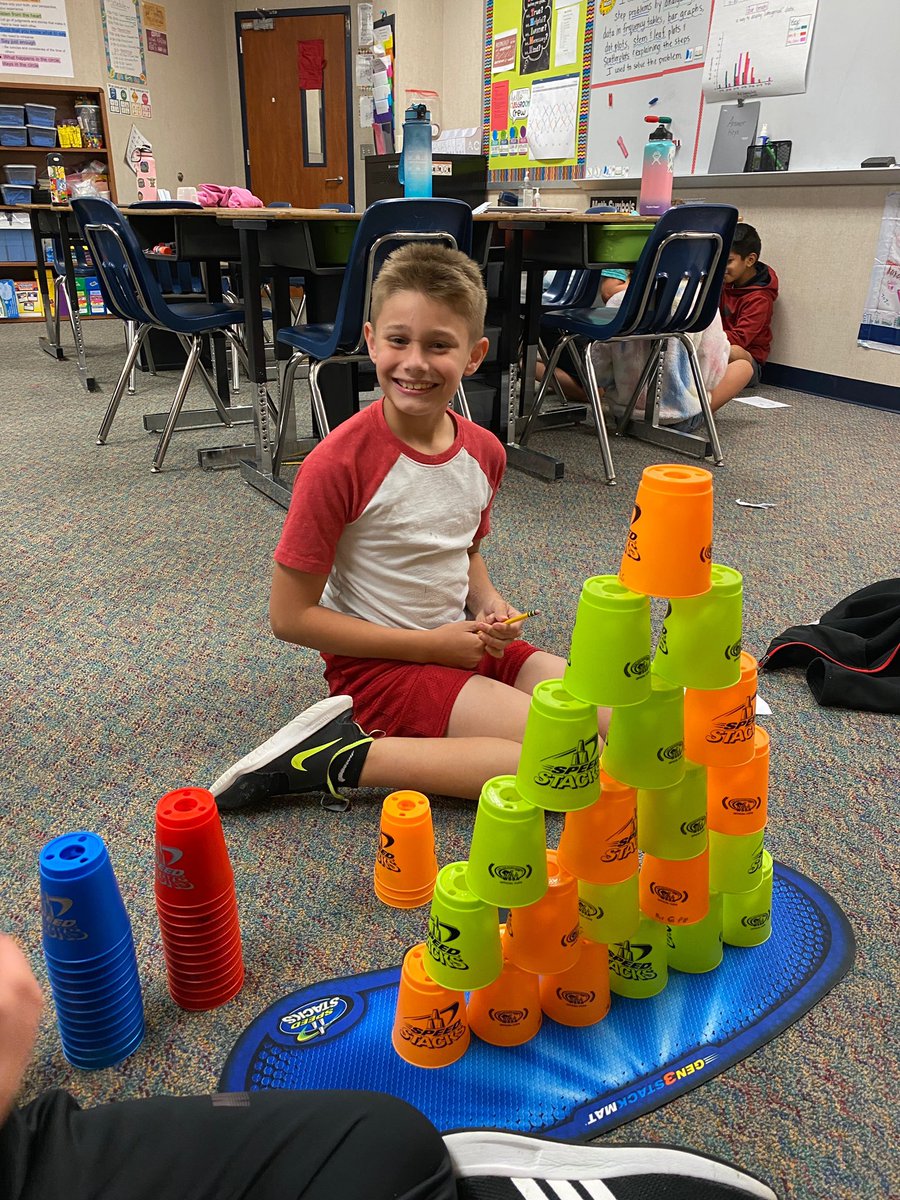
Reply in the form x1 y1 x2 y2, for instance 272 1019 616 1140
220 862 853 1139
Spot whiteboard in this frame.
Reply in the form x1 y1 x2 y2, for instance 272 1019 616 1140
587 0 900 178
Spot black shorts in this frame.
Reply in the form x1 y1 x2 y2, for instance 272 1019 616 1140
0 1088 455 1200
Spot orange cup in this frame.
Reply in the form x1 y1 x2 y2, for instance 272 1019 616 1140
504 851 582 975
557 772 637 884
539 939 611 1027
374 791 438 909
468 928 542 1047
707 728 770 834
391 943 470 1069
618 464 714 598
684 652 758 767
639 848 709 926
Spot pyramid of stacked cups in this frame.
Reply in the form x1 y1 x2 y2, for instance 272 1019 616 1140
386 465 773 1068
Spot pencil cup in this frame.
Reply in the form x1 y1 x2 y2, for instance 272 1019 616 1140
515 680 600 812
640 848 709 926
466 776 548 908
374 791 438 909
601 672 685 790
609 916 668 999
667 891 724 973
723 851 773 947
154 788 244 1011
504 851 582 975
557 771 637 884
709 828 766 895
578 871 640 944
392 943 470 1068
540 939 611 1027
618 464 714 598
637 759 708 860
467 927 542 1047
652 564 744 691
425 862 502 991
684 652 758 768
707 728 770 835
563 576 652 708
39 832 145 1070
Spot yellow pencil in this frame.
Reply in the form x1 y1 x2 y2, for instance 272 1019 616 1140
499 609 541 626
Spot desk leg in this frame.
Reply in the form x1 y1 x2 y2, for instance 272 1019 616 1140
60 220 97 393
32 216 64 362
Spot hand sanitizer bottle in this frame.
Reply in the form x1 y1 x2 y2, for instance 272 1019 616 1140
638 116 675 217
522 170 534 208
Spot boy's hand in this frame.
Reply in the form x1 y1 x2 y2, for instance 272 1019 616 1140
425 621 493 669
475 602 524 661
0 934 44 1122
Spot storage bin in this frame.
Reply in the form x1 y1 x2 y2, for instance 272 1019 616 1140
27 124 57 148
4 164 37 186
0 184 33 206
24 103 57 127
0 215 35 263
0 104 25 127
309 219 356 266
0 126 28 148
587 222 654 265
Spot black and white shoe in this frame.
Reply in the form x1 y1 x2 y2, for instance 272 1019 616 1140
444 1132 778 1200
209 696 372 812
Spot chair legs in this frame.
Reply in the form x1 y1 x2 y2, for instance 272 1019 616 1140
97 323 152 445
151 335 203 472
615 340 665 435
677 333 724 466
454 383 472 421
273 350 306 475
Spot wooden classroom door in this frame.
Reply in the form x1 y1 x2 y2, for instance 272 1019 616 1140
239 12 351 207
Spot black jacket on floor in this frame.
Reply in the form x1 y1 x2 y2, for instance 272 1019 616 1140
760 579 900 714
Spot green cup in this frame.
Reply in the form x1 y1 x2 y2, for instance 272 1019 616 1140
709 828 766 895
723 850 773 946
564 576 652 708
465 776 549 909
653 564 744 691
667 892 724 973
515 680 600 812
600 672 685 790
425 861 503 991
608 916 668 999
578 872 640 944
637 760 708 860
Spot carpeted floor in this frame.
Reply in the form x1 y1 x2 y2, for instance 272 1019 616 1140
2 320 898 1199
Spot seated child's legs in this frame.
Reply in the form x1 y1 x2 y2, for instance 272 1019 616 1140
710 357 755 412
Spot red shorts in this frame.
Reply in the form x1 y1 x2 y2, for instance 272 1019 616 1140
322 640 542 738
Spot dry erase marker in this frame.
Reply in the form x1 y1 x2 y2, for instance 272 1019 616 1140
499 609 541 626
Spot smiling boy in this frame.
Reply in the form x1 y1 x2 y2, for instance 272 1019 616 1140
211 243 605 811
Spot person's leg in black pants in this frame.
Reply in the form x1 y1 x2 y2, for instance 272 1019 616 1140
2 1088 456 1200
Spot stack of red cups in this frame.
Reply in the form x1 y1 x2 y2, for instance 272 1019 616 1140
154 787 244 1011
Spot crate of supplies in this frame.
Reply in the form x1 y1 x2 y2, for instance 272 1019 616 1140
587 222 654 265
0 104 25 127
0 126 27 148
24 103 57 128
0 214 34 262
27 124 57 148
1 184 33 206
3 164 37 186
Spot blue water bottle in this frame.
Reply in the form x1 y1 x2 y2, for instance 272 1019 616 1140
399 103 433 198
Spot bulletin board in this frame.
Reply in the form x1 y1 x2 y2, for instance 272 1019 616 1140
482 0 595 183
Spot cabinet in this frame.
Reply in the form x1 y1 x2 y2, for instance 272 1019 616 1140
0 81 118 322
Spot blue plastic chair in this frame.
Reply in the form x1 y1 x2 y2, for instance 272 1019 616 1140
522 203 739 485
71 197 254 472
273 197 474 464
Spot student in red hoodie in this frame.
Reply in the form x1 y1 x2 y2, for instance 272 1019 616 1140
720 222 779 390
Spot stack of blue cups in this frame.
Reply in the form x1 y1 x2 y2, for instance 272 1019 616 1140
40 831 145 1070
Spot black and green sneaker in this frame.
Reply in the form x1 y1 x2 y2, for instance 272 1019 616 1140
210 696 373 813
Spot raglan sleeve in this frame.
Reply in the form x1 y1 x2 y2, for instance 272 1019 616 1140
274 444 352 575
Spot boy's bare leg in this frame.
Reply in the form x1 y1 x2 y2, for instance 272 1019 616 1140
710 358 755 412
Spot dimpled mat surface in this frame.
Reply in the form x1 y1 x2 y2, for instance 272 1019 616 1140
220 863 853 1138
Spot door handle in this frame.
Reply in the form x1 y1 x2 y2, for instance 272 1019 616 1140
325 177 344 184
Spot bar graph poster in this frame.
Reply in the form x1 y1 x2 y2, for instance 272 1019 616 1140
483 0 594 181
702 0 818 102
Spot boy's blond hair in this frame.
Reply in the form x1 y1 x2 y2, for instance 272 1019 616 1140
370 243 487 342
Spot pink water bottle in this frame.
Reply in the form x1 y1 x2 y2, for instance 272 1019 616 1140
132 144 157 202
638 116 675 217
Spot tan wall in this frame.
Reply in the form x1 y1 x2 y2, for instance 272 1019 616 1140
1 0 241 203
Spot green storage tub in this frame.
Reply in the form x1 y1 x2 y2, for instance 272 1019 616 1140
587 222 653 265
309 219 356 266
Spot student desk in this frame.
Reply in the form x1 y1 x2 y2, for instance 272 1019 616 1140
215 206 653 505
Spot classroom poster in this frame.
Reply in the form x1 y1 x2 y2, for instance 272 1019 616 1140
703 0 819 102
101 0 147 84
484 0 593 181
0 0 74 77
858 192 900 355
